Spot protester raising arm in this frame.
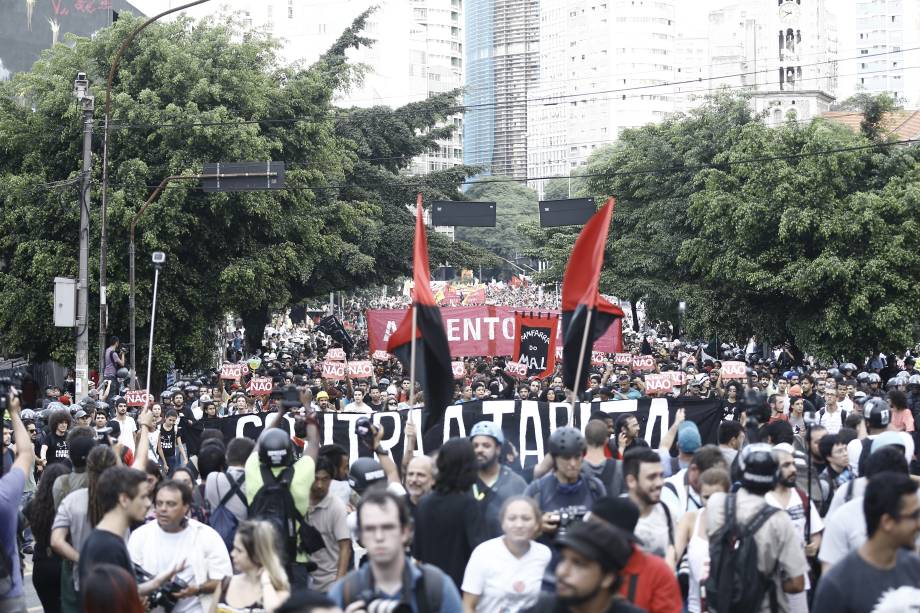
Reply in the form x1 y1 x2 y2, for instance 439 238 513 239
401 416 418 479
371 423 401 484
8 393 35 476
131 407 155 471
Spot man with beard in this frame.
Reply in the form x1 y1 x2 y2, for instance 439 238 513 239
524 521 642 613
470 422 527 539
112 395 137 453
623 447 674 566
766 444 823 613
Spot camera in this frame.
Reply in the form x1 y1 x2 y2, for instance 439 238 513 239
556 504 588 537
355 590 412 613
355 416 375 447
134 564 188 612
0 373 22 413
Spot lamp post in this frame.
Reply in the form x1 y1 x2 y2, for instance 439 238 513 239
73 72 93 399
146 251 165 392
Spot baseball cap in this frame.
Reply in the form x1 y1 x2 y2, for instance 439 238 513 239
677 421 702 454
555 521 633 573
74 409 88 419
69 436 97 469
316 391 329 400
788 385 803 397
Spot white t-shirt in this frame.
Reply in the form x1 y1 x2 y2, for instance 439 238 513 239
818 496 867 567
116 414 137 452
634 502 673 559
816 408 843 434
461 537 551 613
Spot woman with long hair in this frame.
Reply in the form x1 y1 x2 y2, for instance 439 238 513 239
82 563 145 613
412 438 483 588
211 520 290 613
461 496 550 613
25 462 70 613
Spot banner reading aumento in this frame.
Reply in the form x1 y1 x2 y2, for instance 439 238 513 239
202 397 720 469
366 306 622 357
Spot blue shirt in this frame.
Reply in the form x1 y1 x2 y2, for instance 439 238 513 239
0 467 25 599
328 561 463 613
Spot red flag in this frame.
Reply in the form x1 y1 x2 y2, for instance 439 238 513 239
387 194 454 432
561 198 624 391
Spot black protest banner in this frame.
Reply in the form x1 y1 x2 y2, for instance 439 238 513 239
513 312 559 379
201 397 722 469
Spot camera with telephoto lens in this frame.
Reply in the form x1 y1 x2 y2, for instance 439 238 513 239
0 373 22 412
355 416 375 447
355 590 412 613
134 564 189 612
556 504 588 536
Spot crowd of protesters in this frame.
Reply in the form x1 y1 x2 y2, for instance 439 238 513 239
2 302 920 613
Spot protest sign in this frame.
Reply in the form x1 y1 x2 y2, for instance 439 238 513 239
321 361 346 380
327 348 346 361
668 371 687 386
220 363 245 380
452 361 466 379
125 389 150 407
371 350 391 361
632 355 656 372
513 312 558 378
366 306 622 357
614 353 633 366
348 360 374 378
202 398 722 470
721 361 747 380
504 361 528 379
644 373 673 394
247 377 273 396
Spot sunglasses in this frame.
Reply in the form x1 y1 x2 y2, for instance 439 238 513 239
27 428 36 433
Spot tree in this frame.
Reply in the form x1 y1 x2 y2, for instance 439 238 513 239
832 92 901 141
453 177 538 259
0 11 491 379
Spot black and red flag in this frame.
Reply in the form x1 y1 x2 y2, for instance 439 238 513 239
513 311 559 379
387 194 454 432
561 198 624 392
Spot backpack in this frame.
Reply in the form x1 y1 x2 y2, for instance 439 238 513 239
817 408 846 429
341 562 444 613
706 494 781 613
209 471 247 552
856 437 874 477
249 465 325 563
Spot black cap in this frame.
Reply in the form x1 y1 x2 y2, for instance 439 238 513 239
69 436 97 469
555 521 632 573
866 398 892 429
588 497 641 543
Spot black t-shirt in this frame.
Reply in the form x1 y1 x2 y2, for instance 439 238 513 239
721 400 740 420
79 529 134 589
412 491 482 589
45 432 69 465
159 425 177 457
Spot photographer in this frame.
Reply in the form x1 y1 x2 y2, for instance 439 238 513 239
329 490 463 613
128 479 232 612
102 336 126 389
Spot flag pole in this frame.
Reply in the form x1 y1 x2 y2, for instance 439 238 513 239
571 308 594 407
409 306 418 406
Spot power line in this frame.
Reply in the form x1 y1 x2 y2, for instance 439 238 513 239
139 137 917 194
100 45 917 133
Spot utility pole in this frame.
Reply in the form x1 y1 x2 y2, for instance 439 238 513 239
74 73 93 399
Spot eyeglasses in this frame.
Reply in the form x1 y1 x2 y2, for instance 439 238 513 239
26 428 36 433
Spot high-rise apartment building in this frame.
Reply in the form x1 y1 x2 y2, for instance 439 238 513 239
142 0 464 175
527 0 677 195
464 0 539 179
842 0 920 107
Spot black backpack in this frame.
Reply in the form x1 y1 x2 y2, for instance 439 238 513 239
856 437 874 477
706 494 781 613
249 465 324 563
208 472 247 552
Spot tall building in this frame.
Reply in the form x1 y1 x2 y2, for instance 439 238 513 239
527 0 678 195
137 0 464 176
0 0 145 78
841 0 920 107
706 0 839 125
464 0 539 180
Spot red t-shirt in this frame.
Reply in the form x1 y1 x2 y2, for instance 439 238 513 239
618 545 682 613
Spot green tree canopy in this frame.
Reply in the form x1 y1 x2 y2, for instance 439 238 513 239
454 177 538 259
0 11 489 376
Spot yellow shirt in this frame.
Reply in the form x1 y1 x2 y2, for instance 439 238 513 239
244 452 315 562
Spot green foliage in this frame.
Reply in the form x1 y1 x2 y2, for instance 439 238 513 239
0 11 489 374
833 92 901 141
527 92 920 359
454 177 538 259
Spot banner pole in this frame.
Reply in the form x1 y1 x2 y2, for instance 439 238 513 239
571 308 594 407
409 306 418 406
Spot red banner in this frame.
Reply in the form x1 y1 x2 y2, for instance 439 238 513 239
366 306 622 358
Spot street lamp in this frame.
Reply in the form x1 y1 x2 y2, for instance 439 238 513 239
145 251 165 392
676 301 687 340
